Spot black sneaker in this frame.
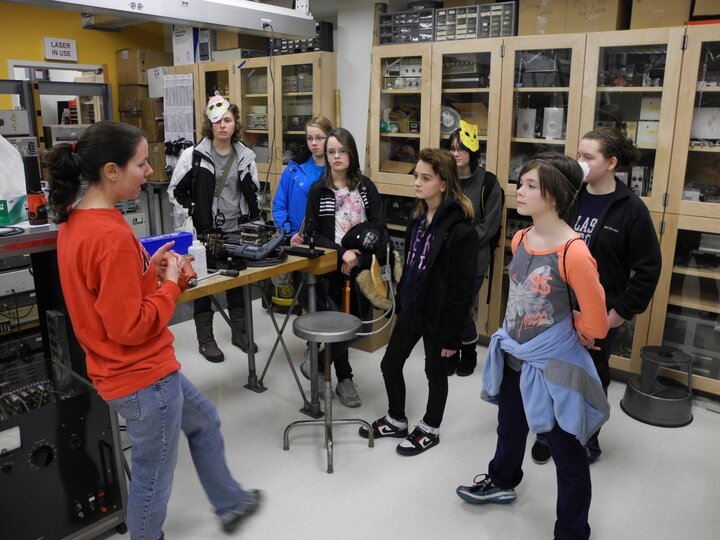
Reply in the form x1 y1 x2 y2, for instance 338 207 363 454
359 415 408 439
220 489 263 533
396 423 439 456
531 440 551 464
456 473 517 504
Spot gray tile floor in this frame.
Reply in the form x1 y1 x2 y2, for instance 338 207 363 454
107 301 720 539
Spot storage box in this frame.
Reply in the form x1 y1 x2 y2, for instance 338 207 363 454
117 49 173 85
139 231 193 256
518 0 568 35
173 25 197 66
147 66 168 98
566 0 630 33
636 120 659 146
140 99 164 143
0 194 27 226
146 142 167 182
120 111 143 130
640 97 662 120
118 85 149 112
630 0 692 29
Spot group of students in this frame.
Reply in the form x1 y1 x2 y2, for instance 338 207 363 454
47 91 660 539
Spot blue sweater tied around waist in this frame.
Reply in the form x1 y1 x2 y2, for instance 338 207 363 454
481 317 610 446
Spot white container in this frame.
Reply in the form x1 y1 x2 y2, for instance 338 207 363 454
188 239 207 278
542 107 564 139
516 108 536 138
691 108 720 140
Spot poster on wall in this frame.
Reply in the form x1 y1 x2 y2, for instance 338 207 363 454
44 37 78 62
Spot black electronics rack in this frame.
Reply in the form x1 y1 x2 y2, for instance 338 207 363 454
271 21 333 55
379 8 436 44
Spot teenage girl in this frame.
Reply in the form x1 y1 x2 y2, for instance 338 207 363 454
359 148 478 456
48 121 261 538
530 127 662 465
447 120 504 376
455 152 609 540
302 127 384 407
168 96 259 363
272 116 334 243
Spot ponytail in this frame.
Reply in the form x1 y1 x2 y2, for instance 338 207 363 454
46 121 145 223
582 126 640 169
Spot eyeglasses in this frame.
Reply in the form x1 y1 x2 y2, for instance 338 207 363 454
327 148 349 157
306 135 327 143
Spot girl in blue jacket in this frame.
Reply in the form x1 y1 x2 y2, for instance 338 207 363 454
272 116 333 243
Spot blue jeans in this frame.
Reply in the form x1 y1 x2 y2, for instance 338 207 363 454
108 371 252 540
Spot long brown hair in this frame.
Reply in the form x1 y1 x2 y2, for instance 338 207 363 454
323 128 364 191
200 103 243 142
412 148 474 219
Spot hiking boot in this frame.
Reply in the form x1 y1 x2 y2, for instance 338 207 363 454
194 312 224 363
335 378 361 408
456 344 477 377
531 439 552 464
456 473 517 504
359 415 408 439
220 489 263 533
396 421 439 456
228 307 258 354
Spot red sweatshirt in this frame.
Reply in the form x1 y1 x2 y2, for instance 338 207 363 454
57 209 181 400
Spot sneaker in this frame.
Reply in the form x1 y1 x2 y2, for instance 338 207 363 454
359 415 409 439
335 378 361 408
456 474 517 504
531 440 552 464
396 422 439 456
220 489 263 533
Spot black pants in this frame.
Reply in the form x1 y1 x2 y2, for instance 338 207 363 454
380 312 449 429
489 361 591 540
193 285 245 315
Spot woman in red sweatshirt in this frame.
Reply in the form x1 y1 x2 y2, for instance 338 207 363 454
48 121 260 539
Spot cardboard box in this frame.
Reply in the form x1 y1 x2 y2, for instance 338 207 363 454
693 0 720 17
518 0 568 35
147 66 168 99
117 49 172 85
566 0 630 32
118 85 149 112
0 194 27 226
215 31 268 51
146 142 167 182
120 111 143 130
140 99 164 142
630 0 691 29
173 25 197 66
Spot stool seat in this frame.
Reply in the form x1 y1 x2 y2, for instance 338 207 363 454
292 311 361 343
641 346 691 366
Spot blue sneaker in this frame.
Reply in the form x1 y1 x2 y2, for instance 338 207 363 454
456 474 516 504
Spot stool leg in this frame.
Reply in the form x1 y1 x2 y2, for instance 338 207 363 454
639 359 661 394
324 344 333 474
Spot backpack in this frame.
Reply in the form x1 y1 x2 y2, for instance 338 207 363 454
479 171 504 303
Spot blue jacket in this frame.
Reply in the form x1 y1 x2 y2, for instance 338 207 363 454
272 157 324 236
481 317 610 446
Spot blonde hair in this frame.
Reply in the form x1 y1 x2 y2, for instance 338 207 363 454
413 148 474 219
306 116 333 135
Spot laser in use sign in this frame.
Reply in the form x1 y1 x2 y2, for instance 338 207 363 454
44 37 78 61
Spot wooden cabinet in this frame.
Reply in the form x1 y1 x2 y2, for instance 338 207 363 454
196 61 238 140
580 28 684 213
369 43 433 196
496 34 587 197
238 57 274 176
666 26 720 218
429 38 503 174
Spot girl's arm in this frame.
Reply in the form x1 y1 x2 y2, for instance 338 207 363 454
563 241 609 341
272 166 293 234
441 224 479 349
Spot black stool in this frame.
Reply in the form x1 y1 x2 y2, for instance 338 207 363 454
283 312 374 473
621 346 693 427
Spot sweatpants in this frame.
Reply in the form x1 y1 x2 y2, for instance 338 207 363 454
380 312 448 428
489 360 592 540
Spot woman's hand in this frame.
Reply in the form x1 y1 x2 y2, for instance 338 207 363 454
163 252 183 284
151 241 175 279
608 308 625 329
440 348 457 358
341 249 360 276
577 331 600 351
290 232 304 245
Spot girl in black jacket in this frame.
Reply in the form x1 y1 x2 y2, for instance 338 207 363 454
360 148 478 456
531 127 662 465
303 128 384 408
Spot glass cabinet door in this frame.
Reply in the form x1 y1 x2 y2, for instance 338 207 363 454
370 44 432 196
429 39 503 176
497 35 586 197
648 215 720 395
581 28 684 213
196 61 237 140
238 58 273 175
668 27 720 218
